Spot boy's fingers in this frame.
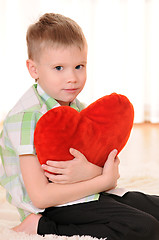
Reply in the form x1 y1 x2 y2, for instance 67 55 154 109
115 156 120 164
107 149 118 162
69 148 82 158
70 148 118 162
45 171 67 183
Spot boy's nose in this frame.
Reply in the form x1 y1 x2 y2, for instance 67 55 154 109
67 71 77 83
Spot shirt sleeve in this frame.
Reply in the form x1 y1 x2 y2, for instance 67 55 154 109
4 111 42 156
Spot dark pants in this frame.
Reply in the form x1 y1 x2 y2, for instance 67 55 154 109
37 191 159 240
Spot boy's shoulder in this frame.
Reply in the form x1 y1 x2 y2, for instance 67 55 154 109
7 84 43 118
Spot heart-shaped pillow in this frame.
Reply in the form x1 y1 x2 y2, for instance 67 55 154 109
34 93 134 167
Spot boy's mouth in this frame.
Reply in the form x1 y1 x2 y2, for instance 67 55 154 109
64 88 78 93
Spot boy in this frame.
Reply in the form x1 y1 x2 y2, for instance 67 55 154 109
1 13 159 240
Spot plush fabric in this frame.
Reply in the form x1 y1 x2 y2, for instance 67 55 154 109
34 93 134 167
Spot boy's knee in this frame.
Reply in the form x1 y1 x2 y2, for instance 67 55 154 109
127 214 159 240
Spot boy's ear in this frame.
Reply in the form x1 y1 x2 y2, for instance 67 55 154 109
26 59 39 79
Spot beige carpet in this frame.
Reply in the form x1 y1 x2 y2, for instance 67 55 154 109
0 123 159 239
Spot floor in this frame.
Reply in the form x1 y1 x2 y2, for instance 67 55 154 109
120 123 159 162
118 123 159 194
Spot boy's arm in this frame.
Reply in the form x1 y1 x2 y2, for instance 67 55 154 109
42 148 103 184
20 150 119 209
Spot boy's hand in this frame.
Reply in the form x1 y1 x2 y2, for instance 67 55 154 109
102 149 120 190
42 148 102 184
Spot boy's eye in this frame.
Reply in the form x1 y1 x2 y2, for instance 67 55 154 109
55 66 63 71
75 65 83 70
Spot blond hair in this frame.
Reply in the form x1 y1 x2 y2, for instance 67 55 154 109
26 13 86 61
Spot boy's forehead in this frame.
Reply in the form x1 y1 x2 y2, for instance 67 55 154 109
40 44 87 62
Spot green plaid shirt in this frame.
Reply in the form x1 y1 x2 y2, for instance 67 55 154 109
0 84 99 221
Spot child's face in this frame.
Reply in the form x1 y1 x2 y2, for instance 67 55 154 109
33 45 87 106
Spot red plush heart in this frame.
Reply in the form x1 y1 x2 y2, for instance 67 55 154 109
34 93 134 167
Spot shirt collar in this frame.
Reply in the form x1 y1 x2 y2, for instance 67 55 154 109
36 83 80 112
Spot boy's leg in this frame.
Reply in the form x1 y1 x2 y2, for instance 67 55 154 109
38 217 122 240
37 192 159 240
108 191 159 221
38 214 159 240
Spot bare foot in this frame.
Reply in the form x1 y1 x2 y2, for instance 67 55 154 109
12 213 42 235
